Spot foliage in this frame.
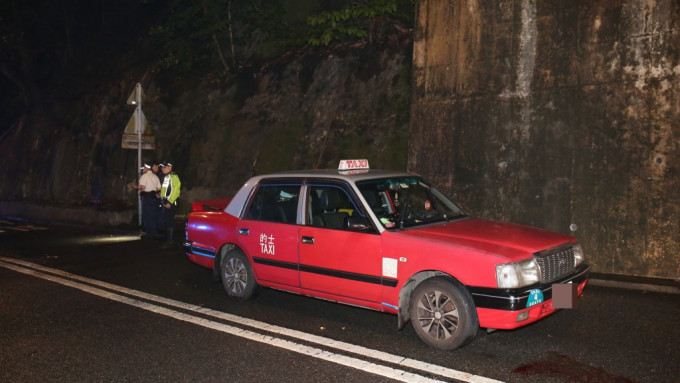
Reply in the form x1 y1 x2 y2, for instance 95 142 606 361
306 0 413 46
0 0 415 131
146 0 297 75
145 0 414 76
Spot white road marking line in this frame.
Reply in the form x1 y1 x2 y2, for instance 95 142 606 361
0 226 30 231
0 224 48 231
0 260 442 383
19 225 49 230
0 256 504 383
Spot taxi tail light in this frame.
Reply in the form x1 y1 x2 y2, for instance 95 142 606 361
191 200 229 212
191 202 205 212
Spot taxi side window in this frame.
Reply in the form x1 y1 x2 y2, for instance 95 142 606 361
245 185 300 224
307 186 355 230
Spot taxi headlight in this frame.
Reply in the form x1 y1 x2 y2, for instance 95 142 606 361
573 243 585 266
496 258 540 289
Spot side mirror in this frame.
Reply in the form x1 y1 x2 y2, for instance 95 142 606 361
345 216 372 231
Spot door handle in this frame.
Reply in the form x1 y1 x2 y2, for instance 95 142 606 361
239 228 249 235
301 236 314 244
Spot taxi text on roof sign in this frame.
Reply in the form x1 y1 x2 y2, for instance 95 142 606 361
338 159 369 171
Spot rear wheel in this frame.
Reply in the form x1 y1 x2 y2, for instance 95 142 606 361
409 277 478 350
220 249 257 300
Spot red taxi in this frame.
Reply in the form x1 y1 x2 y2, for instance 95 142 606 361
184 160 589 349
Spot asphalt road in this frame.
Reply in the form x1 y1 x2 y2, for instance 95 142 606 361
0 219 678 383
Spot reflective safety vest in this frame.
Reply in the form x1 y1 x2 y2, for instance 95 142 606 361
161 172 181 204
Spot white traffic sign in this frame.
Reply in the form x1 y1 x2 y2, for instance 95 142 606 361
121 134 155 150
126 84 145 105
124 108 148 134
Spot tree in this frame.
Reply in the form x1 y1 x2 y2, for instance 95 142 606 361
145 0 414 76
306 0 413 46
147 0 293 75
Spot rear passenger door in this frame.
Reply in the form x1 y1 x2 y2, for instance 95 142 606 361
236 181 301 289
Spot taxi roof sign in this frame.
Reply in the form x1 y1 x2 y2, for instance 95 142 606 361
338 159 369 171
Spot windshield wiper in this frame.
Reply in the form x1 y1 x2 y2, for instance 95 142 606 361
446 213 467 222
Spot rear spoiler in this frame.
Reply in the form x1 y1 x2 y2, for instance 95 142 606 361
191 198 232 212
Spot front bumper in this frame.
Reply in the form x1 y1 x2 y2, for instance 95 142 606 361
467 263 590 329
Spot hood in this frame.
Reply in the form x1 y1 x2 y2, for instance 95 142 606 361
398 218 574 262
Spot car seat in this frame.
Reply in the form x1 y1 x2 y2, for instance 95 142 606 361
317 188 349 229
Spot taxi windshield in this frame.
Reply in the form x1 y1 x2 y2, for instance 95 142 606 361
356 177 466 230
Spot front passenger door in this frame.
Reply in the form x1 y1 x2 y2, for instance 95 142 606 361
299 184 383 304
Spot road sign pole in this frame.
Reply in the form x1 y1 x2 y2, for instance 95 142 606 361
125 82 152 228
136 83 142 226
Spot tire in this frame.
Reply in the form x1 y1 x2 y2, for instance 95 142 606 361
409 277 479 350
220 249 257 300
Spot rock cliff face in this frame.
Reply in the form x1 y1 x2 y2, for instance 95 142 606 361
410 0 679 278
0 36 412 213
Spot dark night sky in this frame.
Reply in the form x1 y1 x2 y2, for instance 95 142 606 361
0 0 161 136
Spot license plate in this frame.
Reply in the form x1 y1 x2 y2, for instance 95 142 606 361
552 282 578 309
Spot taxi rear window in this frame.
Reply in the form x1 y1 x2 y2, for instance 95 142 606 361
244 185 300 224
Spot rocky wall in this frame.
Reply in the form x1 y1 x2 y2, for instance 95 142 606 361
409 0 679 278
0 36 412 223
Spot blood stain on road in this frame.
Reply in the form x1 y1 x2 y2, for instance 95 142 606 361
512 352 634 382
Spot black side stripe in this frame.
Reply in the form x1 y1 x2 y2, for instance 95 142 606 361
253 257 299 271
253 257 398 287
185 243 217 258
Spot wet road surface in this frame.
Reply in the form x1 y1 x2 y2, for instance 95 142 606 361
1 219 678 382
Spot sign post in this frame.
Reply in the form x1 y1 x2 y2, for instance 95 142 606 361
134 84 142 212
125 83 152 226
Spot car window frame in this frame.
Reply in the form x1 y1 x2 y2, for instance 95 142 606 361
302 178 379 234
241 178 304 225
355 176 467 230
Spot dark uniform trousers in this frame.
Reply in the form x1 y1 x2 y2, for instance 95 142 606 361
162 202 178 241
141 192 160 237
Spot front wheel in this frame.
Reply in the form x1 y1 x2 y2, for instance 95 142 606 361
220 249 257 300
409 277 479 350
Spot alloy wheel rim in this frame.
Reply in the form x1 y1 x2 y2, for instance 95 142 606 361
416 289 459 340
225 257 247 294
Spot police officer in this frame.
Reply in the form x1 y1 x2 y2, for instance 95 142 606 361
160 161 181 248
151 161 161 181
155 161 165 185
155 162 167 235
137 163 161 239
